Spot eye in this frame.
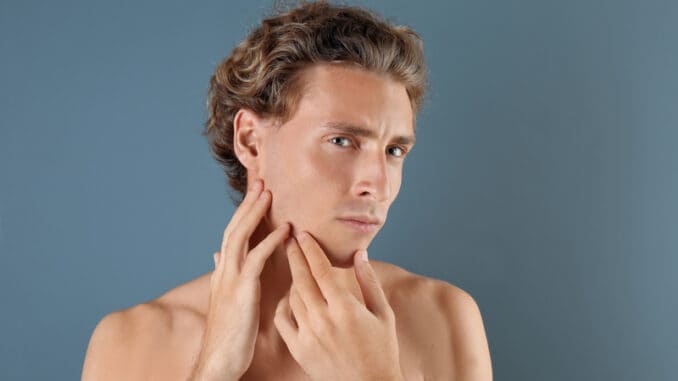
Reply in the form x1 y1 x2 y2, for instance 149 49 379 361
329 136 353 147
387 145 408 158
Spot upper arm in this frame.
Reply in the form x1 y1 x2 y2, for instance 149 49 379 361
81 311 132 381
439 284 493 381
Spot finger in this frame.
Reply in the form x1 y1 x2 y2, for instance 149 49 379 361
240 222 291 279
220 179 263 254
289 285 309 329
210 251 220 285
353 250 393 320
213 251 220 268
285 237 327 309
296 231 344 302
215 180 264 279
274 292 299 354
227 188 272 273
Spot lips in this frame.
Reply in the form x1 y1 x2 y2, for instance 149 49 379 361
338 216 382 225
337 216 382 233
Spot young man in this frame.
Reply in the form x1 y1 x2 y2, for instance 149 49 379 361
81 2 492 380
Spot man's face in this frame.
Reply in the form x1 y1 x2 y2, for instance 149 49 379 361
258 63 415 268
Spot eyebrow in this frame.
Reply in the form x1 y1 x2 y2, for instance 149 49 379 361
320 121 416 145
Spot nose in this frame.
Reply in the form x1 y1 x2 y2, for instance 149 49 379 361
353 149 390 202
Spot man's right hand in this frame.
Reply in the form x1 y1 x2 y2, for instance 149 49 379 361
189 179 290 381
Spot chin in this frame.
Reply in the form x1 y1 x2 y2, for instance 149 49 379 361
318 237 371 269
286 223 374 268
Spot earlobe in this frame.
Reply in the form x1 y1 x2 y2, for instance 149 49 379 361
233 108 263 170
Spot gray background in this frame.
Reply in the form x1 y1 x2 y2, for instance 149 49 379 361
1 0 676 379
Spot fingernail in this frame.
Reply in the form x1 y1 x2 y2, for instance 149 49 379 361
297 231 308 242
360 250 368 262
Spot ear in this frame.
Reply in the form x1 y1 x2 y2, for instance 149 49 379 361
233 108 266 173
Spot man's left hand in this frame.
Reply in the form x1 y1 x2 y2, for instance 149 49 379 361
274 231 404 381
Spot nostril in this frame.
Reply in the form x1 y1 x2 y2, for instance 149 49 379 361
359 190 377 199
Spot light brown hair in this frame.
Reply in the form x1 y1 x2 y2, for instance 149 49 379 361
203 1 427 203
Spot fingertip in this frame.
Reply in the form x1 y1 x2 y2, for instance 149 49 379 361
360 250 369 262
271 224 290 236
296 230 309 243
246 179 262 198
353 250 370 270
283 234 292 247
239 181 262 209
274 223 290 240
250 178 262 192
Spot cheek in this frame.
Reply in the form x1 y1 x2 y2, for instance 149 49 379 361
264 145 330 225
285 143 350 189
380 162 403 205
390 167 403 199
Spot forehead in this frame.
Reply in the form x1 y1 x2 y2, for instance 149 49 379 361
287 63 415 136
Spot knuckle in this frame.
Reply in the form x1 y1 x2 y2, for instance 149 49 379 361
332 297 353 317
239 264 254 280
239 265 259 281
222 238 235 255
228 225 247 245
221 232 231 249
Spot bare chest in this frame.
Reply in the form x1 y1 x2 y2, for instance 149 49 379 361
140 324 437 381
136 268 453 380
240 332 430 381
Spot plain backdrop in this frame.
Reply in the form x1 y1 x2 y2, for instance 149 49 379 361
1 0 677 380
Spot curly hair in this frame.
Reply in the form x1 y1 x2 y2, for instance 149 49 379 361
202 1 428 203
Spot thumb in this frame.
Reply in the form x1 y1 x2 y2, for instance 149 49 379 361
213 251 221 268
353 250 391 320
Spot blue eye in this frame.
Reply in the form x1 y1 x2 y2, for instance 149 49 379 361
387 146 407 158
329 136 352 147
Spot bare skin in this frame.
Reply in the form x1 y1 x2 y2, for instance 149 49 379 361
81 64 492 380
81 256 491 380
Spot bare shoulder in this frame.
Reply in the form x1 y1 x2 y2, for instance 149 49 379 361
371 261 493 380
81 276 208 381
81 301 168 380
